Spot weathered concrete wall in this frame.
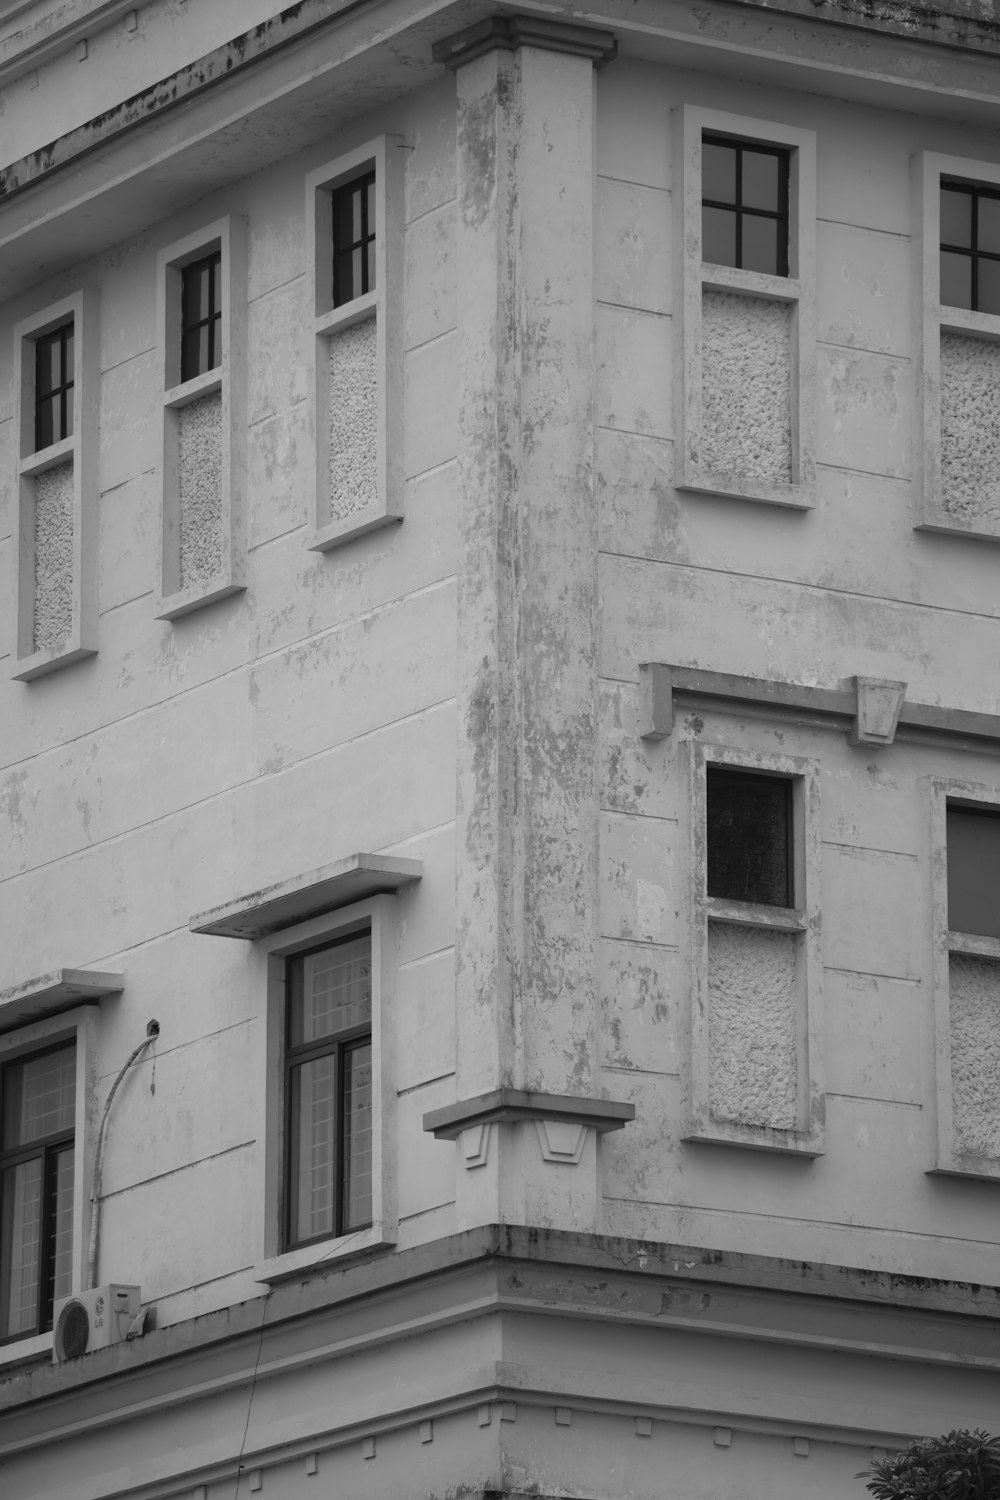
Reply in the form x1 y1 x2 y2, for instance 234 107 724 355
940 330 1000 527
708 924 799 1131
177 390 224 588
31 459 74 651
328 316 379 528
0 76 460 1329
700 290 792 483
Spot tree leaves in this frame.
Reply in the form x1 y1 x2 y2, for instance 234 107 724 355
858 1431 1000 1500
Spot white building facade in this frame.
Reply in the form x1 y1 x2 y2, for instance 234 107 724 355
1 0 1000 1496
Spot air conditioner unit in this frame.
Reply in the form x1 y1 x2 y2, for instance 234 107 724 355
52 1285 141 1363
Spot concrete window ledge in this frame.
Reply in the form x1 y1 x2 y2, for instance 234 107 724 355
0 968 123 1032
423 1090 636 1140
189 854 422 939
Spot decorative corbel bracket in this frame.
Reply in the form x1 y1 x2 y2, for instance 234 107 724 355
850 676 907 747
424 1089 634 1168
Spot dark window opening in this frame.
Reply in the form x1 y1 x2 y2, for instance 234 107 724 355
707 766 794 908
34 323 74 452
947 804 1000 939
332 172 376 308
180 250 223 382
0 1042 76 1343
940 181 1000 315
285 931 373 1250
702 136 790 277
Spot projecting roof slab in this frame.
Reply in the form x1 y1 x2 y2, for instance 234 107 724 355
189 854 423 939
0 968 124 1031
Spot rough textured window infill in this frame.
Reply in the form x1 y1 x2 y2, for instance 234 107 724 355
708 923 798 1130
178 390 224 588
949 953 1000 1159
701 290 792 483
328 317 378 526
32 461 74 653
940 331 1000 528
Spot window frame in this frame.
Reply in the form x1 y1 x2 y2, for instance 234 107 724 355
0 1007 98 1365
928 776 1000 1179
304 136 404 552
701 135 791 279
255 896 397 1284
913 151 1000 542
154 216 247 619
684 739 824 1155
673 106 816 510
10 290 98 682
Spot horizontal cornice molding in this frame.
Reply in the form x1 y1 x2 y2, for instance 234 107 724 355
432 14 618 69
423 1090 636 1139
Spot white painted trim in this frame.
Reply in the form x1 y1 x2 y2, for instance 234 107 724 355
305 135 405 551
683 740 824 1155
927 776 1000 1180
10 289 98 681
154 215 247 619
673 105 816 510
252 896 398 1278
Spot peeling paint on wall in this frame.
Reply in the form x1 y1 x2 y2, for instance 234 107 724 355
178 391 224 587
940 331 1000 527
708 923 798 1129
950 953 1000 1159
701 290 792 483
328 316 378 526
33 460 74 652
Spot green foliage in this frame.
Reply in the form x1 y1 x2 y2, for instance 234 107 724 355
858 1431 1000 1500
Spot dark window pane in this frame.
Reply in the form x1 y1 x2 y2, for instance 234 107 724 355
947 807 1000 938
290 1056 337 1244
940 250 972 309
367 238 376 293
212 255 222 313
63 385 74 441
366 178 376 236
352 185 365 241
289 936 371 1047
35 396 55 451
50 1147 74 1307
334 250 356 307
0 1159 43 1338
702 205 737 266
978 257 1000 316
205 313 221 373
2 1046 75 1149
940 187 973 248
742 149 781 212
181 325 211 382
741 213 782 275
702 141 737 204
707 768 793 908
334 189 357 255
978 194 1000 256
183 261 212 325
35 334 60 397
63 329 74 385
342 1042 373 1231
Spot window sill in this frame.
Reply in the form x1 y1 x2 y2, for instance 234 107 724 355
164 368 222 409
0 1330 52 1369
19 434 75 477
255 1227 394 1284
11 638 97 683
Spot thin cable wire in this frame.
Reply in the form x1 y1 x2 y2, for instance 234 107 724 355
234 1288 271 1498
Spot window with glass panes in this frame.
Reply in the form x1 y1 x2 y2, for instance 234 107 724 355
706 765 794 908
946 804 1000 940
332 171 376 308
940 181 1000 315
285 931 373 1248
0 1042 75 1342
34 323 74 451
702 136 790 277
180 250 222 382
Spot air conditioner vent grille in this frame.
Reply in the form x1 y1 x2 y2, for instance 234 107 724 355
59 1301 90 1359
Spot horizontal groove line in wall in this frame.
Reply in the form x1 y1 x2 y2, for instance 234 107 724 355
603 1198 996 1248
397 1071 456 1098
100 1140 253 1201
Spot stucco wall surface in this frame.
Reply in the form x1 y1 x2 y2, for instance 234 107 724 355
940 330 1000 528
32 459 73 651
949 953 1000 1160
177 390 224 587
707 922 798 1130
700 290 792 484
328 315 378 526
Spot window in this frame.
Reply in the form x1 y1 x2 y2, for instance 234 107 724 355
332 172 377 308
34 322 75 451
673 106 816 510
11 291 98 682
946 805 1000 940
285 932 373 1247
702 137 790 277
706 766 793 908
684 741 824 1154
939 181 1000 315
305 137 404 550
0 1042 75 1343
155 218 246 619
180 251 222 381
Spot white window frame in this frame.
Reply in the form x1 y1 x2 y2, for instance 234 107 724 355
928 776 1000 1179
0 1006 99 1365
673 106 816 509
913 151 1000 542
684 740 824 1154
304 135 404 552
154 216 247 619
10 291 99 681
254 895 397 1284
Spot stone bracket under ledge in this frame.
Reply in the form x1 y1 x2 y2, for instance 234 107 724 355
423 1088 635 1167
638 663 998 754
